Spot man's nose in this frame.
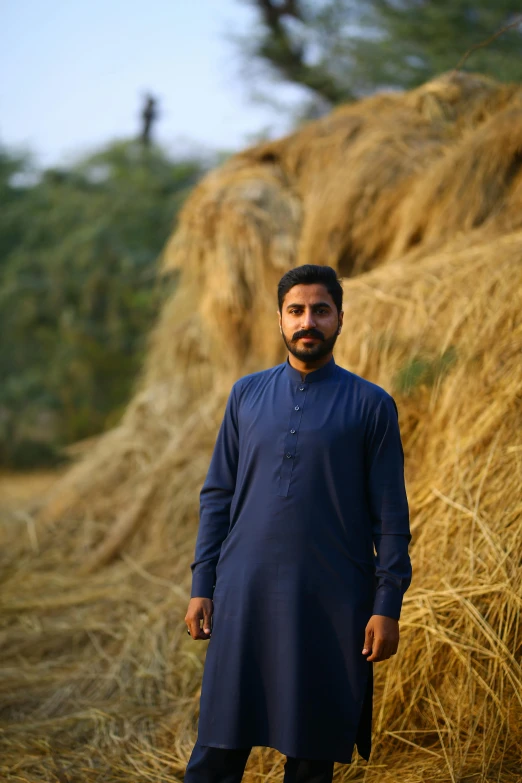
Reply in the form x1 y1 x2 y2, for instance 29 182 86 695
301 311 316 329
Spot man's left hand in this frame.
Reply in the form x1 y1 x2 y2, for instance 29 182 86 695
362 615 399 662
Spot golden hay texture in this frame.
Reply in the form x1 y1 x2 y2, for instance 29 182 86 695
1 71 521 782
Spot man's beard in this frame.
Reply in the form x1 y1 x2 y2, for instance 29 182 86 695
281 326 339 363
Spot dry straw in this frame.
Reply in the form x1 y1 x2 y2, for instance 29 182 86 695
1 71 521 782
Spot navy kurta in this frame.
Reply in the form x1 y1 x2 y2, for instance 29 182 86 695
190 355 412 763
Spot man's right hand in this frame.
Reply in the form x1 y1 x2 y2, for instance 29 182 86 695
185 597 213 640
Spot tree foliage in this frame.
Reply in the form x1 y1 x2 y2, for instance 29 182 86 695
239 1 522 113
0 141 205 467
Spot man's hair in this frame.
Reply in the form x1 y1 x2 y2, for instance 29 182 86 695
277 264 343 314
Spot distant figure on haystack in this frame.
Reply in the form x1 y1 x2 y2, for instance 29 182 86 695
140 93 157 147
184 264 412 782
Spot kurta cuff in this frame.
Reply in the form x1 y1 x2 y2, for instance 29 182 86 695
191 570 215 599
372 585 403 620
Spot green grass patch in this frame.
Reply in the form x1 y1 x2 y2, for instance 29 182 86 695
393 345 458 395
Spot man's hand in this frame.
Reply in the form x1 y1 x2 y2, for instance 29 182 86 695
185 597 213 640
362 614 399 662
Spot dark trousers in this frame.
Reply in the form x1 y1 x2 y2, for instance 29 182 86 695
184 738 335 783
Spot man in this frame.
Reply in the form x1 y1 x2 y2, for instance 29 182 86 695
184 264 412 783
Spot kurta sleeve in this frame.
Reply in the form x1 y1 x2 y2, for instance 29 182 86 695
365 394 412 620
190 383 240 599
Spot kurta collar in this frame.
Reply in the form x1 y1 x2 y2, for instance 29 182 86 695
284 355 337 384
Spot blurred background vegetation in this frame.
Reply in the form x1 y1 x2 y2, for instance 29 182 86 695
1 0 521 469
236 0 522 120
0 142 206 467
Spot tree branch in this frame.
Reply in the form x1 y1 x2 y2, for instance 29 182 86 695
250 0 353 104
453 13 522 72
256 0 303 26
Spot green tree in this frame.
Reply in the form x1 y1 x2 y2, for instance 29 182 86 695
0 141 206 468
237 1 522 114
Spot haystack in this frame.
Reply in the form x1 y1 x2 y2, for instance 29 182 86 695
0 71 521 782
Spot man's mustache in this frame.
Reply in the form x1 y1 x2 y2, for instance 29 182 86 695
292 329 324 341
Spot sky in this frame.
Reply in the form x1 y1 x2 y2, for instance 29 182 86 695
1 0 302 167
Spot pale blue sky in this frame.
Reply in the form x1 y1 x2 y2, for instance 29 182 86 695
1 0 301 166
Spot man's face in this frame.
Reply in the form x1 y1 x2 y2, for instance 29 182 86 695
278 283 343 363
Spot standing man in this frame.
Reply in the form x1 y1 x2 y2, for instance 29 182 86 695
184 264 412 783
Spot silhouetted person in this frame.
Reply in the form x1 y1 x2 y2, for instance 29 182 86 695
140 94 158 147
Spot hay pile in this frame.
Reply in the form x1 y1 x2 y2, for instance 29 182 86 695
1 71 521 782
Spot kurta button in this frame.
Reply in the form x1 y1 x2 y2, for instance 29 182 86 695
290 429 296 434
294 405 300 411
286 453 292 458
